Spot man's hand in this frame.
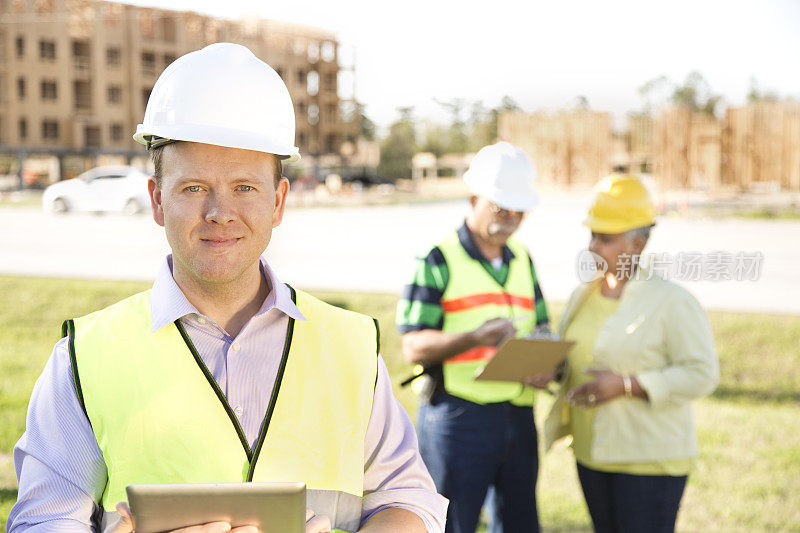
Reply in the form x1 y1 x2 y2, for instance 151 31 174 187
565 369 623 408
305 508 332 533
112 502 259 532
522 370 555 389
472 317 517 347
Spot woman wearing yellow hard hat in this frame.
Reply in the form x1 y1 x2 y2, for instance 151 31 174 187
543 174 719 533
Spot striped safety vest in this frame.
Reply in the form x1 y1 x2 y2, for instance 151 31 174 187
437 231 538 405
64 287 378 533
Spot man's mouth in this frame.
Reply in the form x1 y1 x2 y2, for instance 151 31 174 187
488 223 516 236
200 237 241 247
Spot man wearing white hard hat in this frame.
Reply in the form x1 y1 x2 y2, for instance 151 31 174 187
9 43 446 533
397 142 549 533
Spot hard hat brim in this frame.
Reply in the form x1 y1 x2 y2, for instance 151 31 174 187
464 180 539 212
583 217 655 235
491 192 539 212
134 123 300 162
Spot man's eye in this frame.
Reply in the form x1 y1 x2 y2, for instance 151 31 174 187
237 185 254 192
186 185 201 192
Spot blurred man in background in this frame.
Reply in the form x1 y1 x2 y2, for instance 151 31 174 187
397 142 549 533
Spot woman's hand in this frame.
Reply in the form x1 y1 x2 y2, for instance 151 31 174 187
566 369 624 408
522 371 556 389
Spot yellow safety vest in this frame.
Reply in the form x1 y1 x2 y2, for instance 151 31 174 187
437 232 538 405
64 287 377 533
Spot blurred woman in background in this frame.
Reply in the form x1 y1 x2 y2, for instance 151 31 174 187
544 174 719 533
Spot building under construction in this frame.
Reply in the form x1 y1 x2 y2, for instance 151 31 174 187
0 0 358 186
498 110 613 188
499 102 800 192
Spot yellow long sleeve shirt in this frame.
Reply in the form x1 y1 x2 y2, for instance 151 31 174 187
545 269 719 466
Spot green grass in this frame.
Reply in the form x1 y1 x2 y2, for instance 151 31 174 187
696 205 800 221
0 190 42 209
1 276 799 531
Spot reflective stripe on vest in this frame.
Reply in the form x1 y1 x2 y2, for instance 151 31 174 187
438 232 537 405
67 287 377 533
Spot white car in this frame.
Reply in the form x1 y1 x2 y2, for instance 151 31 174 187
42 165 151 215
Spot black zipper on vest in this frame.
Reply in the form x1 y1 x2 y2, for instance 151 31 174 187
174 320 254 460
246 285 297 481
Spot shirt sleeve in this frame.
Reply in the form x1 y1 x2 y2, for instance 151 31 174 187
635 287 720 409
7 337 108 532
396 247 449 333
361 356 448 532
529 254 549 326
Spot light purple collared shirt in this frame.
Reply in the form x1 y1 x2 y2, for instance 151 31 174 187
9 256 447 532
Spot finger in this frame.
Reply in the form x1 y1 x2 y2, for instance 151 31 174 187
566 384 587 401
306 514 332 533
306 508 315 521
489 320 514 335
109 502 134 533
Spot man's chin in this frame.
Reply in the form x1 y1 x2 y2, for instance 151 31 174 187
487 231 513 245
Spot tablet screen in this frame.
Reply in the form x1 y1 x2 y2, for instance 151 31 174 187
126 482 306 533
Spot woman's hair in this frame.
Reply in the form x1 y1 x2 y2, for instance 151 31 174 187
626 225 653 243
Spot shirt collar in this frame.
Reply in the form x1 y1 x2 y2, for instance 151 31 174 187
457 220 515 264
150 255 306 333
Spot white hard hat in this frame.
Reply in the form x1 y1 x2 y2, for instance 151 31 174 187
134 43 300 162
463 142 538 211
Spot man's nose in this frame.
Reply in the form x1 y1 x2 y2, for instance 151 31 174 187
204 192 236 224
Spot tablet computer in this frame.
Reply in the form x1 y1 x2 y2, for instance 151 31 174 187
474 338 575 382
126 482 306 533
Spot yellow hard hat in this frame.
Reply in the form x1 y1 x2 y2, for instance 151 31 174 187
584 174 656 234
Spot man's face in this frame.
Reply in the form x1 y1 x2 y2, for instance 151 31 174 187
469 195 525 246
148 142 288 290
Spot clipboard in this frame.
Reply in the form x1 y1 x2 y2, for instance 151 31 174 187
473 338 575 382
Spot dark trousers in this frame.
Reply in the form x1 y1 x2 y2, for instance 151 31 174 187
417 392 540 533
576 462 687 533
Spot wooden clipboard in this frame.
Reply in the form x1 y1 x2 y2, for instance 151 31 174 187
473 338 575 382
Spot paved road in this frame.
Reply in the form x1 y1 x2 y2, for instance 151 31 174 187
2 197 798 314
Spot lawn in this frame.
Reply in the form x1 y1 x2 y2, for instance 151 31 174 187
1 276 799 531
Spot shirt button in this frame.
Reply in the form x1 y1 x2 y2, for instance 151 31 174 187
197 317 206 325
231 342 240 352
233 405 244 417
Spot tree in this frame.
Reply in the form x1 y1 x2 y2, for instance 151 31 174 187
378 107 417 180
467 101 496 152
637 75 672 115
638 72 722 116
419 120 449 157
358 103 377 141
418 95 522 158
434 98 469 154
671 71 721 115
500 96 521 112
746 76 779 103
573 95 591 110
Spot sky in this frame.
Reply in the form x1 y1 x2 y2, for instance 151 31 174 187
121 0 800 129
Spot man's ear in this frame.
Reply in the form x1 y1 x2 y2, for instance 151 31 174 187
271 176 290 228
469 195 478 208
148 177 165 227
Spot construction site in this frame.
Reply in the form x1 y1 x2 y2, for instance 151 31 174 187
496 102 800 193
1 0 798 199
0 0 359 188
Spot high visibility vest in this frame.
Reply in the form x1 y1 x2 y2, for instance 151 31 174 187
64 287 378 533
438 232 538 405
